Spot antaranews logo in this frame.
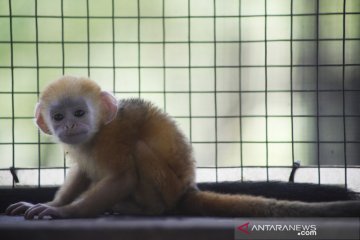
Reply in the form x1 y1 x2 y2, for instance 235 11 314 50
237 222 250 234
236 221 316 236
234 218 359 240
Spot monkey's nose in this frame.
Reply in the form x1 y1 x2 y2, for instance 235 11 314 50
65 123 76 129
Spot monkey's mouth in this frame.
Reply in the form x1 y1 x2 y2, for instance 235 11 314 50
60 131 89 144
65 131 87 137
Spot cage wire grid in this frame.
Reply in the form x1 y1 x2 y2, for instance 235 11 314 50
0 0 359 192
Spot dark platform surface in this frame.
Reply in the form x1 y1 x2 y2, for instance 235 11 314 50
0 215 235 240
1 215 359 240
1 182 358 240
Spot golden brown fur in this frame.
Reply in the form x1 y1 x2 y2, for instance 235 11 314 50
90 99 195 214
5 76 360 218
40 77 101 110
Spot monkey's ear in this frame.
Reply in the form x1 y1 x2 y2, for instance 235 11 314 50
34 103 52 135
100 92 118 125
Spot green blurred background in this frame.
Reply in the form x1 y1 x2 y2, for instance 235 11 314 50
0 0 359 187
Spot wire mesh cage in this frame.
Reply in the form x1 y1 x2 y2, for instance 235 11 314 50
0 0 359 193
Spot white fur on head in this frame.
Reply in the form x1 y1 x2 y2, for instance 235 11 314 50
35 77 118 137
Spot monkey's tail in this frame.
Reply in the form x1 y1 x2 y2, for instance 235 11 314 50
178 188 360 217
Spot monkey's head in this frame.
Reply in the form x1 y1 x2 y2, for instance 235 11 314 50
35 76 118 145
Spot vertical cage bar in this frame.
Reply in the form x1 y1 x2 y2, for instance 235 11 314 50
35 0 41 187
86 0 90 77
8 0 15 188
137 0 141 98
162 0 166 111
290 1 295 166
342 0 348 189
112 0 116 93
316 0 321 185
213 0 218 181
264 0 269 181
239 0 243 181
61 0 66 180
188 0 192 144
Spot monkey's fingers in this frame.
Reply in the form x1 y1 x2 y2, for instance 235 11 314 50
5 202 34 215
5 202 24 215
38 207 63 220
24 204 50 220
9 205 31 216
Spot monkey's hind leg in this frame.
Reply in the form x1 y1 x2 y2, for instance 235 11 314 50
133 141 187 213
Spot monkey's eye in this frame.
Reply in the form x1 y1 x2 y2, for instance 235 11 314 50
74 110 85 118
53 113 64 122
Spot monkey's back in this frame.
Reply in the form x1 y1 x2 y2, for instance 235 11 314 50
93 99 196 214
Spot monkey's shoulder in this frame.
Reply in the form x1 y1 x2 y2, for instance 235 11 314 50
113 98 183 139
118 98 154 109
117 98 166 120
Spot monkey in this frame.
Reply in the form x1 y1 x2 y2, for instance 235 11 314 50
5 76 360 219
1 180 357 214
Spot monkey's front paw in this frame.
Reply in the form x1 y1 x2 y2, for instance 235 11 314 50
6 201 35 216
24 204 67 220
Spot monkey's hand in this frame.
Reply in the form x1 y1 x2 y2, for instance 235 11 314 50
23 203 70 220
6 202 68 219
6 201 34 216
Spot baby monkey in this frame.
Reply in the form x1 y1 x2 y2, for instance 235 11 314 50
6 76 360 219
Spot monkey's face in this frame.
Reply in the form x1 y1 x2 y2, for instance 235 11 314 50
48 97 96 144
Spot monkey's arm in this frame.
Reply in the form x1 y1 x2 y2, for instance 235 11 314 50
24 170 135 219
48 165 91 207
5 165 90 216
